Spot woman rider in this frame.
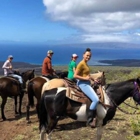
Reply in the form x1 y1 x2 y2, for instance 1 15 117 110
74 48 99 127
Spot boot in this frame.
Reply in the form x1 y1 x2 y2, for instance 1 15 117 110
87 109 96 128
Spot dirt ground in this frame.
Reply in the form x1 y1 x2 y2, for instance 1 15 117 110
0 94 140 140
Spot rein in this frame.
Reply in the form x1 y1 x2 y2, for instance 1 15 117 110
123 101 139 110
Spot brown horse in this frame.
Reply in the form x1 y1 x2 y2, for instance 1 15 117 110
26 76 49 123
0 69 35 121
26 71 68 123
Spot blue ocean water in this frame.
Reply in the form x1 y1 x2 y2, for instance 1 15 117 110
0 44 140 66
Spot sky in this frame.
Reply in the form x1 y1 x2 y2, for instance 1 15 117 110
1 0 140 45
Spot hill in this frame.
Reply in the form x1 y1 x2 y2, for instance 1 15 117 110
1 59 140 75
0 61 42 75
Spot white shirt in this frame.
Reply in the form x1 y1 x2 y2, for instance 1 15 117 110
2 60 14 76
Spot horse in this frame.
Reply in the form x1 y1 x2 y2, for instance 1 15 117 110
0 69 35 121
26 71 68 123
26 76 49 123
39 77 140 140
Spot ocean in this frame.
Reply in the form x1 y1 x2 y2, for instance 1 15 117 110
0 43 140 66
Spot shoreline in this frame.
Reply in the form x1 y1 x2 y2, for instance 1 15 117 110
1 59 140 75
1 59 140 67
98 59 140 67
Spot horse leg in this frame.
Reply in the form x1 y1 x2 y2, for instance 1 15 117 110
14 96 18 114
96 120 104 140
18 92 24 115
36 101 40 119
26 102 31 123
1 97 7 121
39 95 59 140
40 126 47 140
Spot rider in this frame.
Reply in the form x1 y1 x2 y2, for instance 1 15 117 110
74 48 99 127
67 53 78 82
2 55 26 92
42 50 57 80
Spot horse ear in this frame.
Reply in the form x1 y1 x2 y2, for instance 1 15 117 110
136 77 140 84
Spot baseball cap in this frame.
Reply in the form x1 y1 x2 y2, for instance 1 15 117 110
8 55 13 59
72 54 78 58
47 50 54 54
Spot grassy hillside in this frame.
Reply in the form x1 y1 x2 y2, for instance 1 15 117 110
0 66 140 140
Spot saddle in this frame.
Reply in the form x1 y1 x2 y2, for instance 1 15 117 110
64 78 105 104
6 76 20 83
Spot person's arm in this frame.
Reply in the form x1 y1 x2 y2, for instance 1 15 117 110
2 61 12 69
74 64 90 81
47 59 55 74
73 67 76 73
74 69 90 80
72 62 76 73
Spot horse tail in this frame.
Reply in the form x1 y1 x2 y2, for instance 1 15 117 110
39 91 48 131
27 81 34 107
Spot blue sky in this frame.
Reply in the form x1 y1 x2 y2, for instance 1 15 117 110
1 0 140 45
0 0 79 44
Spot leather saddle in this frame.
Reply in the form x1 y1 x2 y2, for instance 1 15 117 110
64 78 105 104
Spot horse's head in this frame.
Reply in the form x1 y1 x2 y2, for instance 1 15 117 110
21 69 35 82
55 71 68 78
132 77 140 104
13 69 21 75
90 71 106 86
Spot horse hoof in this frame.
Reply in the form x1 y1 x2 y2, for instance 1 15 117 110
3 117 6 121
15 112 19 115
19 112 22 115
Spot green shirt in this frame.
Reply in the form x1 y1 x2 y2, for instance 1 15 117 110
67 60 77 80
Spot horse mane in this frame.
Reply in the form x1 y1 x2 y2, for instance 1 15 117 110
105 78 135 90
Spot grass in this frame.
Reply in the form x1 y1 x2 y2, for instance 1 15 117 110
1 65 140 140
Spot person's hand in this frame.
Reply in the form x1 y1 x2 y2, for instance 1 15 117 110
85 75 91 80
94 79 100 83
9 66 12 69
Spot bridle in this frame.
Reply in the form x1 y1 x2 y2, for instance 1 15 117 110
132 81 140 105
108 80 140 115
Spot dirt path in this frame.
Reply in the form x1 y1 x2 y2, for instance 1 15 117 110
0 94 140 140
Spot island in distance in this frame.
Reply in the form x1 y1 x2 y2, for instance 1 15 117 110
98 59 140 67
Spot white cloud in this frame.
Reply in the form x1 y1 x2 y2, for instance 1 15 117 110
43 0 140 43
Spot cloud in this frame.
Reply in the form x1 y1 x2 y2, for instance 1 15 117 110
43 0 140 43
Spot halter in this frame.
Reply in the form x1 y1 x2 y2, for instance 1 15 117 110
107 80 140 115
132 81 140 105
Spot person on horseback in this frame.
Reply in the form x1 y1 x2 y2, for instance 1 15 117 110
42 50 57 80
2 55 26 92
74 48 99 127
67 53 78 82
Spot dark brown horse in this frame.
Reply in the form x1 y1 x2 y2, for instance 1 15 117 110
26 71 68 123
0 69 35 121
26 76 49 123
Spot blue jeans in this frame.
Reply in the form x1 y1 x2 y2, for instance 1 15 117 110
77 80 99 110
8 74 23 84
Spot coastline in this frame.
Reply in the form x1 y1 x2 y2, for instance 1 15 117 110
98 59 140 67
1 59 140 75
